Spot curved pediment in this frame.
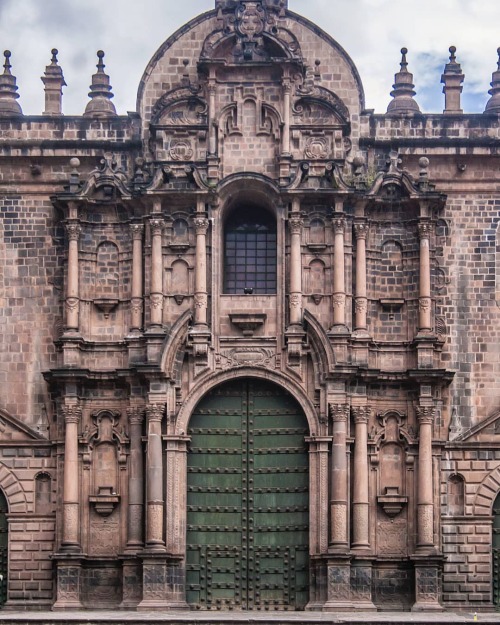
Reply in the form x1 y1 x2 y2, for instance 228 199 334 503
151 87 207 127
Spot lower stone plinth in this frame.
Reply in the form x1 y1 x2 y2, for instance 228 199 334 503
350 559 376 611
120 558 142 609
52 557 83 610
137 555 189 611
323 556 353 611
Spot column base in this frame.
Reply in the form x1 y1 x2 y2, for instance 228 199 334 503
350 558 376 611
52 555 83 610
411 554 445 612
323 556 353 611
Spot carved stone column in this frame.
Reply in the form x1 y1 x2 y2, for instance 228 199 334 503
208 80 217 156
61 403 82 553
329 403 349 550
193 216 209 327
145 403 165 552
353 222 369 333
130 223 144 333
289 213 303 326
351 405 370 550
65 221 81 333
332 216 346 328
416 405 435 550
149 219 164 329
164 435 190 610
417 221 432 334
121 406 145 609
282 79 291 155
125 407 144 552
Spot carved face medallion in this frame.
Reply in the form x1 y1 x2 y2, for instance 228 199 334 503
237 2 265 39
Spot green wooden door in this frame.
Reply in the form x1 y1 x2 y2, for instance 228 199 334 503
186 379 309 610
0 491 7 606
494 493 500 606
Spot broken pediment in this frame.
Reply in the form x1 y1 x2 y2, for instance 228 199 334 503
151 90 208 127
0 409 45 442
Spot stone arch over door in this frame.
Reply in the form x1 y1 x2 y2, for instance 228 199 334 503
185 376 310 610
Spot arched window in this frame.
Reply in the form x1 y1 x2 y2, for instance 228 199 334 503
224 206 277 294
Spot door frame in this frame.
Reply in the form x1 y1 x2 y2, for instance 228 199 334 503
168 368 327 606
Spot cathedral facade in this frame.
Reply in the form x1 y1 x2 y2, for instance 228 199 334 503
1 0 500 612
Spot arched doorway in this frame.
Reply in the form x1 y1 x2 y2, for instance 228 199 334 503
494 492 500 606
0 490 7 606
186 378 309 610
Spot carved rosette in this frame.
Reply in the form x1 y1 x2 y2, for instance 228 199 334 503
150 293 163 310
333 293 345 309
333 216 346 234
419 297 431 312
289 217 303 235
61 404 82 424
194 293 208 309
329 403 349 423
131 297 142 315
353 222 369 240
65 297 79 313
290 293 301 308
351 405 371 424
416 405 435 425
418 221 432 240
354 297 367 314
146 403 165 423
130 223 144 241
193 217 209 235
65 222 82 241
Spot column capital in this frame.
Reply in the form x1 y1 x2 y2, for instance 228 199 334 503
127 406 145 425
352 405 371 424
130 223 144 240
150 218 165 236
146 403 165 422
417 221 432 240
329 403 349 422
61 404 82 424
289 216 303 234
193 216 209 235
333 216 346 234
65 222 81 241
416 405 435 425
353 221 369 240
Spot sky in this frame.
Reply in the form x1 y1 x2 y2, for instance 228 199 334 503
0 0 499 116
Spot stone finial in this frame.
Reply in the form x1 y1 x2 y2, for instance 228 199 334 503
485 48 500 114
386 47 420 117
41 49 66 116
0 50 23 117
441 46 464 114
83 50 117 118
215 0 287 12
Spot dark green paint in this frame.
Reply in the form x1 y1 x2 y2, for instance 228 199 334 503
187 379 309 610
0 490 7 606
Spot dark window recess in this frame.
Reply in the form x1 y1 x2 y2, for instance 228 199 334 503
224 207 277 294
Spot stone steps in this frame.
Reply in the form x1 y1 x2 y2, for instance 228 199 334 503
0 612 498 625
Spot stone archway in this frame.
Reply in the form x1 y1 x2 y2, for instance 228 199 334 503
185 377 310 610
